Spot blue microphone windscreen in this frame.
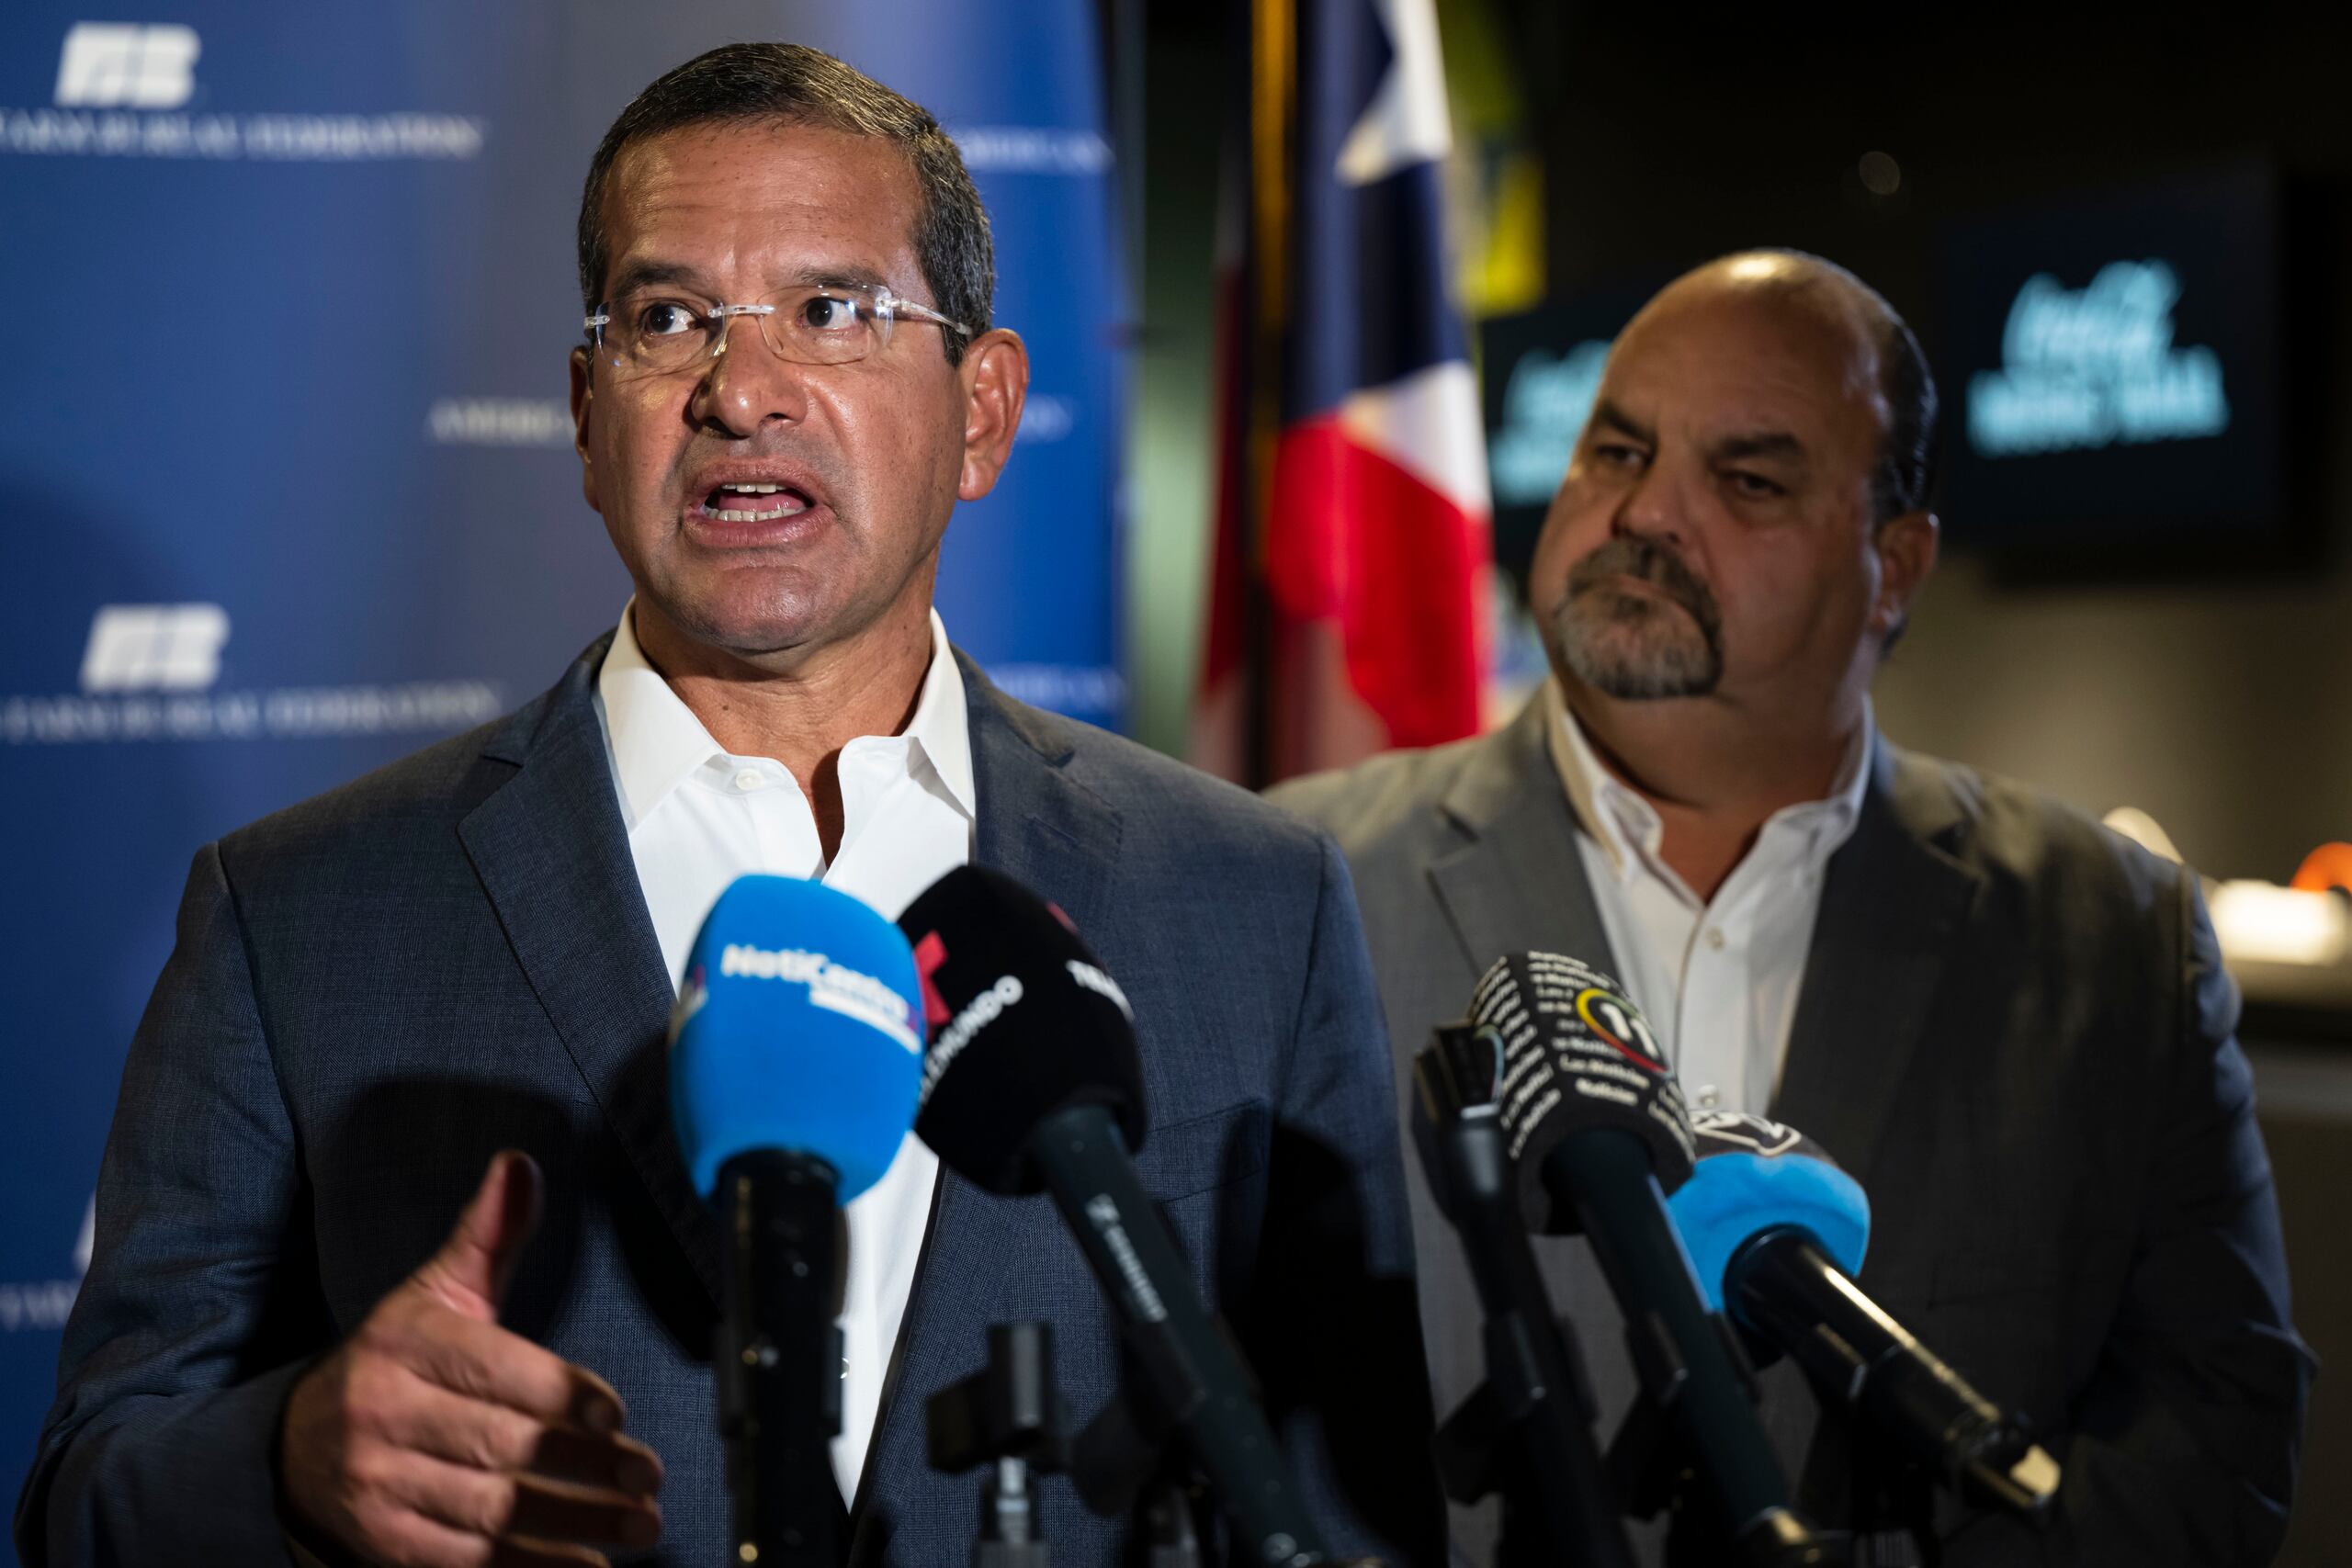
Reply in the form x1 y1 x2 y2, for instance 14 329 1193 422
1666 1120 1871 1313
669 874 924 1203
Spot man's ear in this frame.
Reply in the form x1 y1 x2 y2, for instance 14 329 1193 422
569 346 600 513
956 328 1030 502
1871 509 1939 646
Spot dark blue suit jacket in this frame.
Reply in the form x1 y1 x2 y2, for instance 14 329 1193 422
17 639 1442 1567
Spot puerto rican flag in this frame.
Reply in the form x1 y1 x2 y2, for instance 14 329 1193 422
1193 0 1491 784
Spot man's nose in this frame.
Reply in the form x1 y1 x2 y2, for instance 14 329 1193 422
1611 456 1692 550
692 315 810 435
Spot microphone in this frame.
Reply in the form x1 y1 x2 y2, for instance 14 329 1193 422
1412 1022 1637 1568
1668 1112 2062 1522
669 874 927 1568
1472 953 1820 1564
899 864 1330 1568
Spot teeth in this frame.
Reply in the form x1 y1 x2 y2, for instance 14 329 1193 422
707 495 808 524
720 483 782 494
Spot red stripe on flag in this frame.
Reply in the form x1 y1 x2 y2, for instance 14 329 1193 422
1266 417 1488 754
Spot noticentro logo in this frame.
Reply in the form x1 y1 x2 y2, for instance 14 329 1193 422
718 943 921 1053
54 24 199 110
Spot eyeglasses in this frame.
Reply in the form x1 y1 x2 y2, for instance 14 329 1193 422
583 281 970 379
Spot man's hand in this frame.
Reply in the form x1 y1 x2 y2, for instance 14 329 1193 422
281 1151 665 1567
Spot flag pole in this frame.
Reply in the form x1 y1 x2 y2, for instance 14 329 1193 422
1243 0 1293 789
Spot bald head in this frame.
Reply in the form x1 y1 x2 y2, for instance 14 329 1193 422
1628 251 1938 525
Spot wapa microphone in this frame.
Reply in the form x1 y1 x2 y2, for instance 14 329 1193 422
1668 1112 2062 1522
899 865 1331 1568
1473 953 1821 1564
669 874 926 1568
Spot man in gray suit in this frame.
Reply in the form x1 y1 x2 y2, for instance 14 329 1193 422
1274 251 2311 1565
18 44 1440 1568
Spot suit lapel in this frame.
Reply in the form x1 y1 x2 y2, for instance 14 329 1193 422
959 653 1122 942
850 656 1123 1550
1427 696 1621 987
458 639 721 1302
1770 740 1981 1193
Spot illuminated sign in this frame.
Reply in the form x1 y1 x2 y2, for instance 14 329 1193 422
1479 283 1657 581
1490 339 1611 507
1967 261 2229 457
1939 167 2282 553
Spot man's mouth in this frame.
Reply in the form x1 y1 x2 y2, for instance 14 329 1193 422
699 482 813 523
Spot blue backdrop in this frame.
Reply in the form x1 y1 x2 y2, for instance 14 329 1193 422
0 3 1125 1538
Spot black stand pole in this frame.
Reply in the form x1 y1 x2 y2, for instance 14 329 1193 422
1414 1030 1640 1568
930 1318 1227 1568
1136 1476 1204 1568
716 1149 842 1568
1025 1106 1327 1566
929 1322 1067 1568
1554 1132 1824 1566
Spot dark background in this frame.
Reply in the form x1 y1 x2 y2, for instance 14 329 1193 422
1131 4 2351 1561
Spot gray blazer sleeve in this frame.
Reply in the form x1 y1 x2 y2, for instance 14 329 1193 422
13 842 322 1568
1948 874 2312 1567
1237 832 1445 1567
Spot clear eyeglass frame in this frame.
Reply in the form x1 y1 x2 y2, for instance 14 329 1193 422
582 281 970 379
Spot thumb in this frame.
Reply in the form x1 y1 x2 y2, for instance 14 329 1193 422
413 1149 543 1322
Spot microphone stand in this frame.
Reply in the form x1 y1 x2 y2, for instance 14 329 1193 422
1414 1030 1639 1568
1838 1419 1945 1568
928 1322 1067 1568
716 1149 843 1568
1062 1337 1214 1568
928 1321 1216 1568
1600 1307 1827 1567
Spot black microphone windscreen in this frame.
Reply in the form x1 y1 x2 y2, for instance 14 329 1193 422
1469 952 1697 1233
899 865 1148 1194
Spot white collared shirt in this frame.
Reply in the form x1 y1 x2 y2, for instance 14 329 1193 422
1544 681 1870 1115
594 601 973 1499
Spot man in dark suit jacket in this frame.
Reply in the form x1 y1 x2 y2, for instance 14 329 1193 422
1275 251 2312 1565
17 43 1439 1568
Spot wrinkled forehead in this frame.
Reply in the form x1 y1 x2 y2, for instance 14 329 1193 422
599 119 922 297
1600 283 1890 458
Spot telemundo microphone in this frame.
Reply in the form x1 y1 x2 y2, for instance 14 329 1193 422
899 865 1331 1568
1667 1111 2062 1523
668 874 927 1568
1473 953 1822 1565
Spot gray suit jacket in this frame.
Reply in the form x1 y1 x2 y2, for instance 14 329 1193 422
1272 697 2312 1567
17 637 1443 1568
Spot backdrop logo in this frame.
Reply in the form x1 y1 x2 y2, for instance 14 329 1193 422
81 603 230 693
1967 260 2230 458
6 25 483 162
54 22 199 108
426 398 575 448
952 126 1112 175
0 1195 92 1334
4 603 503 746
1013 394 1076 446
